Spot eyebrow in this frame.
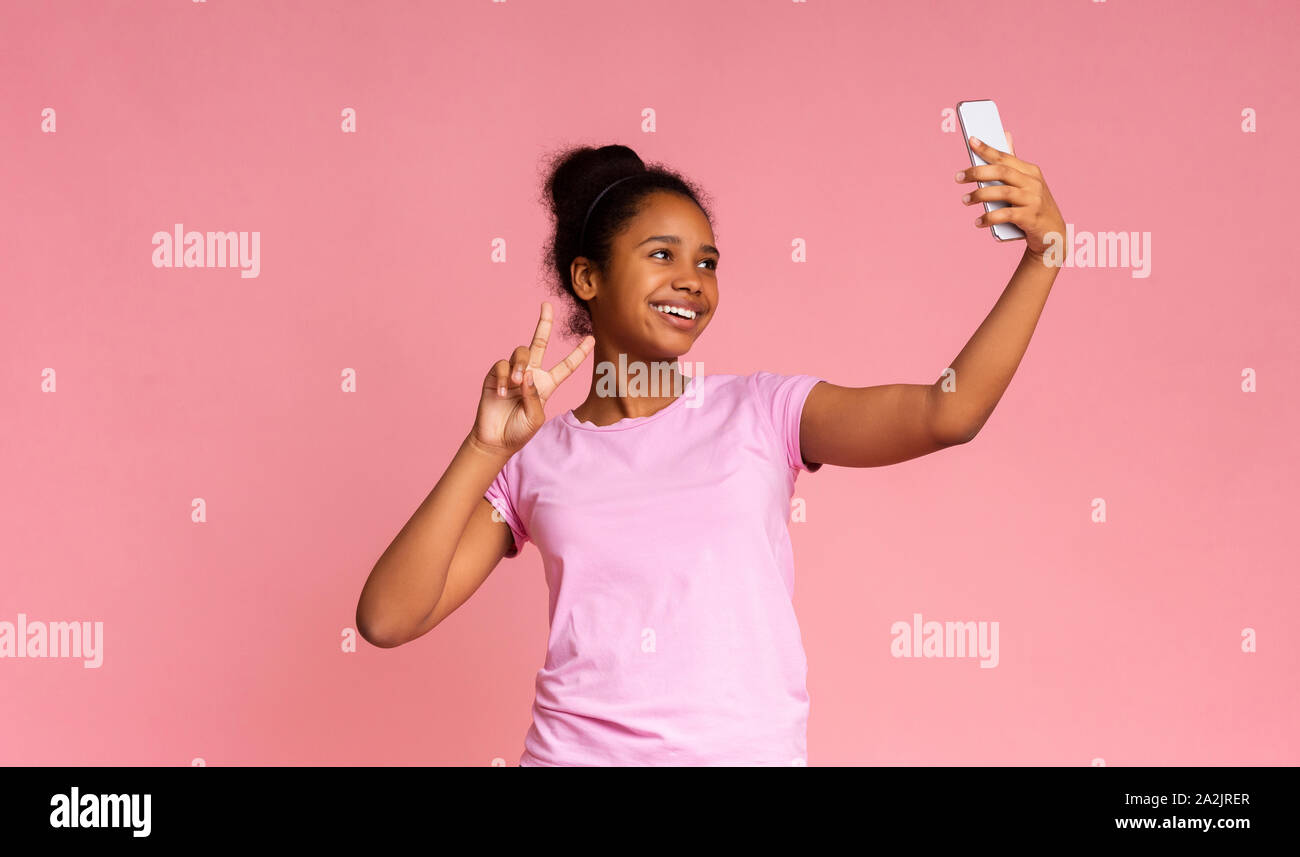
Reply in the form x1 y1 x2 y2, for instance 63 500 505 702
636 235 721 259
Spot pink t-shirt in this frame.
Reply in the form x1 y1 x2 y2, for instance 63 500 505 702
484 370 825 766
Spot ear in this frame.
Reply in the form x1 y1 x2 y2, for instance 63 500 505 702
570 259 596 301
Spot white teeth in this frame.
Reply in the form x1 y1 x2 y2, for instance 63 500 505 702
653 304 696 320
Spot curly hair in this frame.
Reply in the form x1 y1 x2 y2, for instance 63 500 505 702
536 143 715 340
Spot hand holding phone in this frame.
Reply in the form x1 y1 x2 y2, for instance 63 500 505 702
956 99 1026 242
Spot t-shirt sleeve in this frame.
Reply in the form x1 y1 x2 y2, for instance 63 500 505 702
748 371 826 474
484 461 529 558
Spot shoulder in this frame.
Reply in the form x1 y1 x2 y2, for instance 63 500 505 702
744 369 826 403
688 370 824 412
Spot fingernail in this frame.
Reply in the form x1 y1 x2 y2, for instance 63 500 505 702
970 136 981 146
961 193 970 203
498 385 505 396
512 368 522 382
955 171 965 181
974 216 983 225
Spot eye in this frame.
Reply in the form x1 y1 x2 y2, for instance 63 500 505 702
651 248 718 270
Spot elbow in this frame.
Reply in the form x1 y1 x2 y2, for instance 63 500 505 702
927 392 981 447
361 624 407 649
355 604 407 649
942 411 985 446
931 419 979 447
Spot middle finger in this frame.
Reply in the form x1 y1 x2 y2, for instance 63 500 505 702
964 184 1030 207
957 164 1033 189
529 301 553 369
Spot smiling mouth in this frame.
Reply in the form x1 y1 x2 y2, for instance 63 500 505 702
650 303 701 321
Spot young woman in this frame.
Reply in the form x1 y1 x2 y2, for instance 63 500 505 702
356 140 1064 766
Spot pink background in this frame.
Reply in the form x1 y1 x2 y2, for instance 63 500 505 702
2 0 1296 766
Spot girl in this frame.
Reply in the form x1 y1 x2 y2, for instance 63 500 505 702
356 141 1064 766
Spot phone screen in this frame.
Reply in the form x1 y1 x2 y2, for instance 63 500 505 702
956 100 1025 242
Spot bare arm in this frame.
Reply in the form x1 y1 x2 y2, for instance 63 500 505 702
934 134 1066 440
355 433 513 648
930 247 1060 441
354 300 593 648
799 132 1066 467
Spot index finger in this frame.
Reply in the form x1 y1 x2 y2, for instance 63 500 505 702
969 136 1033 179
528 301 553 368
546 335 595 387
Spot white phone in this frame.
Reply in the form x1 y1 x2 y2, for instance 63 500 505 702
956 99 1025 242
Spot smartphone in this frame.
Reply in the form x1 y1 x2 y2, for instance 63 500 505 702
956 99 1025 242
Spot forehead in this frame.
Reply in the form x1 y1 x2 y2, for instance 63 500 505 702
622 191 711 236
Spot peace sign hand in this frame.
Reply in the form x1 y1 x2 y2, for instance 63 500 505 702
958 131 1066 259
471 301 596 457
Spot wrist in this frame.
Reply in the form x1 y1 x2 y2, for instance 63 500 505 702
464 431 511 462
1022 244 1058 271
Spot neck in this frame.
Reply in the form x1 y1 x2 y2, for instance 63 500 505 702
571 359 690 425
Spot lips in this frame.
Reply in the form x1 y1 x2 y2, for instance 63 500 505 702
651 303 702 330
649 299 706 316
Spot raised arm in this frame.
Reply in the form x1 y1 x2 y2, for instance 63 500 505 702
799 132 1065 469
356 302 592 647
